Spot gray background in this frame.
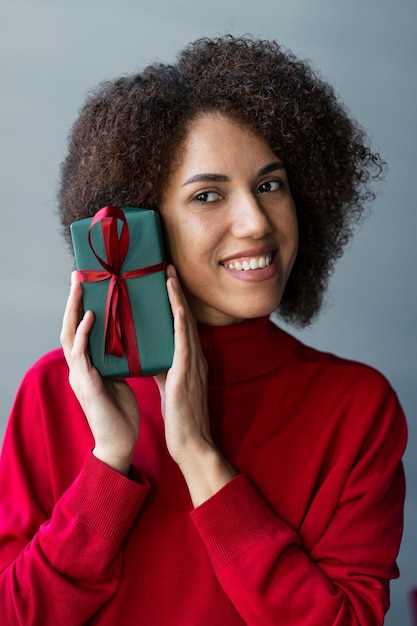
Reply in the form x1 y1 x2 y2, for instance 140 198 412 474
1 0 416 623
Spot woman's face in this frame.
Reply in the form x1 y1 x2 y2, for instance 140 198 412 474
159 113 298 326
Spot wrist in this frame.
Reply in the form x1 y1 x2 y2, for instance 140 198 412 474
178 442 237 507
92 446 133 476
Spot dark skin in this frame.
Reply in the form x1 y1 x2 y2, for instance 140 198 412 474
61 266 236 506
60 113 298 507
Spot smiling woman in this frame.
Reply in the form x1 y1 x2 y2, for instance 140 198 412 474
0 35 406 625
58 36 381 327
158 113 298 325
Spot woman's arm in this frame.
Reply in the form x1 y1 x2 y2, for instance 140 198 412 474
0 274 147 624
156 265 406 625
154 265 237 506
191 444 405 626
0 408 148 625
61 272 141 475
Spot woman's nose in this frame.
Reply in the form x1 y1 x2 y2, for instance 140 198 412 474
231 193 273 239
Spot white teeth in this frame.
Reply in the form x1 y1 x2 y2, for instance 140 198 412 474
224 255 272 271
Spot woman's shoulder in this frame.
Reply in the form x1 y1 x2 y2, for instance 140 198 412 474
277 330 408 447
22 348 69 386
276 324 400 405
8 349 76 422
31 347 67 369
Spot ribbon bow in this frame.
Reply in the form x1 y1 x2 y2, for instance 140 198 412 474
78 206 166 376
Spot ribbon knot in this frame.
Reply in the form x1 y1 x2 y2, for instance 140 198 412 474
78 206 166 376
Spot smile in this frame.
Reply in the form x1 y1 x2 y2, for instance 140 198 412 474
221 254 273 271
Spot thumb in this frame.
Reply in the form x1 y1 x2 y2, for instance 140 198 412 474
153 372 167 396
153 372 167 417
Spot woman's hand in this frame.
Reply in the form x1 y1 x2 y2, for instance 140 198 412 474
60 272 140 475
154 265 236 506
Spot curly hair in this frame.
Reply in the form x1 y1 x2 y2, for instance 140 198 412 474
58 35 384 326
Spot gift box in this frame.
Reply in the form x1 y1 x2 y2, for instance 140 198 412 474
70 206 174 377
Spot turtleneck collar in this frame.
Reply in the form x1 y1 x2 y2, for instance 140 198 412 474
198 316 298 386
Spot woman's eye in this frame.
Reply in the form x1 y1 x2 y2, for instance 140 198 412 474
194 190 221 203
257 180 283 194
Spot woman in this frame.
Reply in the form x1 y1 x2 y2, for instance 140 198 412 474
0 36 406 625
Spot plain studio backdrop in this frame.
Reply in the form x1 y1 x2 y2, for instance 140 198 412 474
1 0 416 623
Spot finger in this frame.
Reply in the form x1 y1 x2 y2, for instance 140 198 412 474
153 372 167 417
154 372 167 393
166 266 195 319
170 305 194 382
60 275 83 358
71 310 95 359
167 277 200 356
166 263 177 279
166 274 186 314
166 267 206 382
171 276 201 354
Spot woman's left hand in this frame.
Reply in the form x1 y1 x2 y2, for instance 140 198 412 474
154 265 237 506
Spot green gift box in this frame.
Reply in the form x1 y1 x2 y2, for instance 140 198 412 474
70 206 174 377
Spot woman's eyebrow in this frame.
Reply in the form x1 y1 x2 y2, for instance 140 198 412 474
257 161 285 176
182 162 285 186
182 173 230 186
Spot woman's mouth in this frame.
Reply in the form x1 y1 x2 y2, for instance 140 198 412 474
221 253 273 271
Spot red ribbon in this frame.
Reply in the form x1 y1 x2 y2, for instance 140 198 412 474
78 206 166 376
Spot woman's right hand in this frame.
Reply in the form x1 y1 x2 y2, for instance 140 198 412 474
60 272 140 475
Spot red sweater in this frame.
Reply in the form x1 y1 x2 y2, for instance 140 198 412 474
0 317 406 625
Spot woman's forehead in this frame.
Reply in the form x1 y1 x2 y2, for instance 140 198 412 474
171 113 280 175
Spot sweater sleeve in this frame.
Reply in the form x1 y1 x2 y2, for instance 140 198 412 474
191 378 407 626
0 365 149 625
